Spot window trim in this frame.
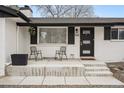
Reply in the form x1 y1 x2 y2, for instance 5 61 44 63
111 28 124 41
118 29 124 40
111 28 118 40
37 26 68 45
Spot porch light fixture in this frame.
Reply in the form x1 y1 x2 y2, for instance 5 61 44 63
76 28 78 33
28 26 36 36
75 28 79 36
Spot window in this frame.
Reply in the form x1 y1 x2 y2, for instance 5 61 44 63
119 29 124 39
111 28 118 39
38 27 67 44
83 30 90 34
111 28 124 40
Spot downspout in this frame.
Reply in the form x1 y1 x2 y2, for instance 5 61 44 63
16 26 19 53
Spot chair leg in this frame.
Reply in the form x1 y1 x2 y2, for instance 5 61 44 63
35 54 38 61
40 53 42 59
58 54 61 60
65 54 68 60
29 54 34 60
61 54 63 61
55 53 57 59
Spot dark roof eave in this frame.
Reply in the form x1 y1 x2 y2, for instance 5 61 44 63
0 5 30 23
16 22 124 26
17 11 30 23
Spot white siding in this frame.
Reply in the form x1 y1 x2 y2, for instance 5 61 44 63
5 19 17 63
18 27 30 54
95 27 124 61
19 26 124 61
0 18 17 76
0 18 5 76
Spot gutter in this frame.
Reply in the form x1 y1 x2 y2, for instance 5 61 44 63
0 5 30 23
16 11 30 23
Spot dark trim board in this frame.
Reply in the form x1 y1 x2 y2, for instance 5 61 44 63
104 26 111 40
0 11 17 17
17 22 124 26
0 6 18 17
68 27 75 44
17 11 31 22
0 5 30 22
80 57 96 60
30 27 37 44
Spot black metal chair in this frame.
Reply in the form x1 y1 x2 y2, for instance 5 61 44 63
29 46 42 60
55 46 68 60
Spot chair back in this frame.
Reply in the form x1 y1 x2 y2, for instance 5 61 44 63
60 46 66 53
30 46 37 54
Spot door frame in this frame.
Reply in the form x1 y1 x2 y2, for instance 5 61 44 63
80 27 95 57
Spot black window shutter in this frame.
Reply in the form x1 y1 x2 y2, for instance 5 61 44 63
104 26 111 40
68 27 75 44
30 27 37 44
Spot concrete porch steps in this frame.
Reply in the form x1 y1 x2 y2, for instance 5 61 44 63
85 67 110 71
84 62 113 76
85 71 113 76
84 64 107 67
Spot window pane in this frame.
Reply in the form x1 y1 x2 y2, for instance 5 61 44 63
82 50 91 54
119 29 124 39
111 28 118 39
39 28 66 43
83 30 90 34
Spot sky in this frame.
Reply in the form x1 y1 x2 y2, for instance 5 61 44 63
32 5 124 17
94 5 124 17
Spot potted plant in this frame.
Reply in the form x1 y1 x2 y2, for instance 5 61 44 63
28 26 36 36
11 54 28 65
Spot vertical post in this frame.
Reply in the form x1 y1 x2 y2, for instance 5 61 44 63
0 18 6 76
16 26 19 53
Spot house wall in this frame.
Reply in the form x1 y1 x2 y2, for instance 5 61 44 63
0 18 17 76
5 19 17 63
19 26 124 61
0 18 6 76
95 27 124 61
18 27 30 54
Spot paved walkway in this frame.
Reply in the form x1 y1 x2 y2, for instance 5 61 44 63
0 76 123 88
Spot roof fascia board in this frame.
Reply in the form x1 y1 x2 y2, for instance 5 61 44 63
0 5 30 23
16 23 118 26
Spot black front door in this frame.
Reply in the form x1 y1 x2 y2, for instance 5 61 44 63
80 27 94 57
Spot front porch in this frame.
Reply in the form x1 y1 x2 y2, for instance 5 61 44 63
6 59 111 76
0 60 123 87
